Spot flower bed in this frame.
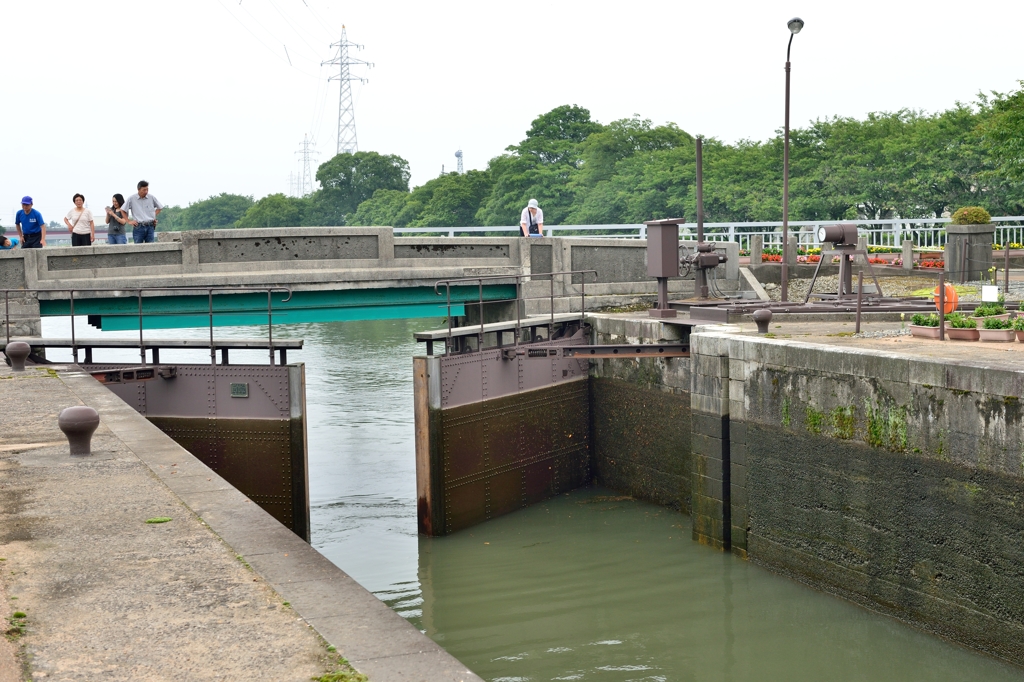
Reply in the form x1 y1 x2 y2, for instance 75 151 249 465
919 260 944 268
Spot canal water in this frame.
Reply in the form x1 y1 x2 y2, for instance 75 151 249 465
42 316 1024 682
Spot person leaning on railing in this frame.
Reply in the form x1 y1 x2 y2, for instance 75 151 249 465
520 198 544 237
0 235 20 250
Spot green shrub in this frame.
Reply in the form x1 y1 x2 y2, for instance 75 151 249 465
973 304 1006 317
911 313 940 327
950 206 992 225
946 313 977 329
1012 316 1024 331
983 317 1012 330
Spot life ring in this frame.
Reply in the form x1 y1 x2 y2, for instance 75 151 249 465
933 283 958 314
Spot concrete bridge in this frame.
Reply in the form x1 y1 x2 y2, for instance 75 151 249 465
0 227 743 334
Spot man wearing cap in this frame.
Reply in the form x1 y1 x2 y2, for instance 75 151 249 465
520 198 544 237
15 197 45 248
123 180 163 244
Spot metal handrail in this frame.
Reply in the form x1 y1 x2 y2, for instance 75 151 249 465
3 285 293 366
433 270 598 354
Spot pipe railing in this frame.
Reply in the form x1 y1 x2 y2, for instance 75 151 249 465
433 270 598 355
394 216 1024 251
2 285 293 366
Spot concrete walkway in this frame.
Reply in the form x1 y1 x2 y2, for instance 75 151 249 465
0 365 480 681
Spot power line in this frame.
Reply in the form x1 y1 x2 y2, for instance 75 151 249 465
322 25 373 156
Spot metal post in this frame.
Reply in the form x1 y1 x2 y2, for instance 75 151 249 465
208 290 215 366
1005 242 1011 294
696 137 708 299
781 50 792 302
137 290 145 365
445 284 452 354
938 272 946 341
515 276 522 347
267 290 274 366
4 291 9 347
549 274 555 339
960 243 968 284
70 290 77 364
855 272 863 334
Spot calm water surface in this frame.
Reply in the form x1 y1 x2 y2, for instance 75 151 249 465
42 316 1024 682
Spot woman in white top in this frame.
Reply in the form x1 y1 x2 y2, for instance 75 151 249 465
64 193 95 247
520 198 544 237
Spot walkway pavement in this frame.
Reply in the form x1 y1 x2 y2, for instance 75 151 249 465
0 365 481 681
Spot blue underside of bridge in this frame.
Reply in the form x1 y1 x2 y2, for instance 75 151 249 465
39 285 515 330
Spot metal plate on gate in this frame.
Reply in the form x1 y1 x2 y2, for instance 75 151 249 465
230 382 249 398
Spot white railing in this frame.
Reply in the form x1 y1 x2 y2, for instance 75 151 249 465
393 217 1024 251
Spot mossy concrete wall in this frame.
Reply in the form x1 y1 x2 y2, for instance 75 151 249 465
692 328 1024 666
589 315 692 512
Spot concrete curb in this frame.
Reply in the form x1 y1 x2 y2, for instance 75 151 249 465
56 366 482 682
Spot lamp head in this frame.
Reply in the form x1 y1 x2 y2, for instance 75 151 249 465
788 17 805 34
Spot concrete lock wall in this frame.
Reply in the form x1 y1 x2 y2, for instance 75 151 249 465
689 329 1024 666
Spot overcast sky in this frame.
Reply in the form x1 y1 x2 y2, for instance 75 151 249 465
3 0 1022 226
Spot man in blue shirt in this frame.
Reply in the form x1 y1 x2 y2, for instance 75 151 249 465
15 196 45 248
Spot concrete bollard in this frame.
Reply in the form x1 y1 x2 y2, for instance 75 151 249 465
785 235 798 265
902 239 914 270
750 235 763 266
753 308 773 334
58 406 100 457
5 341 31 372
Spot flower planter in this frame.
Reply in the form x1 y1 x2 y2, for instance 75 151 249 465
1016 331 1024 342
972 313 1011 322
909 325 941 339
979 328 1016 342
946 327 980 341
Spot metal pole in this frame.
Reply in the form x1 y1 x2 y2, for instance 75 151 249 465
781 41 792 303
960 243 968 284
855 272 863 334
70 290 76 364
3 291 8 347
478 280 484 352
267 290 274 366
1005 241 1011 294
515 276 522 347
137 290 145 365
938 272 946 341
696 137 708 299
209 290 215 366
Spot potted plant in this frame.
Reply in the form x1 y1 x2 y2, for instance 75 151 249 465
1014 315 1024 342
945 313 979 341
971 303 1009 322
909 313 941 339
979 317 1015 342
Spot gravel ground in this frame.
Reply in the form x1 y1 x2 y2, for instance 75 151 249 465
763 275 1023 302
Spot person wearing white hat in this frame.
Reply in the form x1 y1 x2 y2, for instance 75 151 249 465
520 198 544 237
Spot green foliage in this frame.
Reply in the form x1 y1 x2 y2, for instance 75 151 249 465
830 406 856 440
980 81 1024 185
950 206 992 224
864 400 908 452
946 312 977 328
159 194 254 231
236 194 309 228
973 303 1005 317
145 517 172 524
911 313 940 327
781 398 791 428
805 406 825 435
983 317 1012 329
309 151 411 225
1012 316 1024 331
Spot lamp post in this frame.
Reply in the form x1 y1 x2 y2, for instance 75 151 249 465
781 16 804 303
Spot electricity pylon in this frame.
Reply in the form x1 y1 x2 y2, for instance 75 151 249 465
322 25 373 156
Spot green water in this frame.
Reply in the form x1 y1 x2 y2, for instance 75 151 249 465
41 317 1024 681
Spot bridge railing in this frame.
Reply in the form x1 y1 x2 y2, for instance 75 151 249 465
432 270 598 355
395 216 1024 250
3 285 293 367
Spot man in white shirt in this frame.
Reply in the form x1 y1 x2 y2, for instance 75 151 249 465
122 180 163 244
520 198 544 237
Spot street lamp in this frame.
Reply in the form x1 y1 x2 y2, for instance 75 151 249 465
781 16 804 302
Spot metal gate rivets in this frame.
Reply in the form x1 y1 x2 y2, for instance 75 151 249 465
58 406 100 457
5 341 31 372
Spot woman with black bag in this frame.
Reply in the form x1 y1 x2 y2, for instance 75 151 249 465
104 194 129 244
520 198 544 237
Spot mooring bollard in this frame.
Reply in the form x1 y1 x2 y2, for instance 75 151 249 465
58 406 100 457
753 308 773 334
5 341 30 372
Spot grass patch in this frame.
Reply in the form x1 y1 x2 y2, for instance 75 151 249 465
830 406 856 439
781 398 791 428
827 331 856 337
313 656 368 682
805 406 825 435
11 612 25 619
909 284 977 297
145 517 172 524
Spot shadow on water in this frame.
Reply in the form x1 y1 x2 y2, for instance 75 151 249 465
41 317 1024 682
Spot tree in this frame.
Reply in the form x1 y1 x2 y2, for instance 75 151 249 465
476 105 604 226
310 151 411 224
347 189 411 226
153 206 185 231
414 171 494 227
181 194 254 230
981 82 1024 184
235 194 309 228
